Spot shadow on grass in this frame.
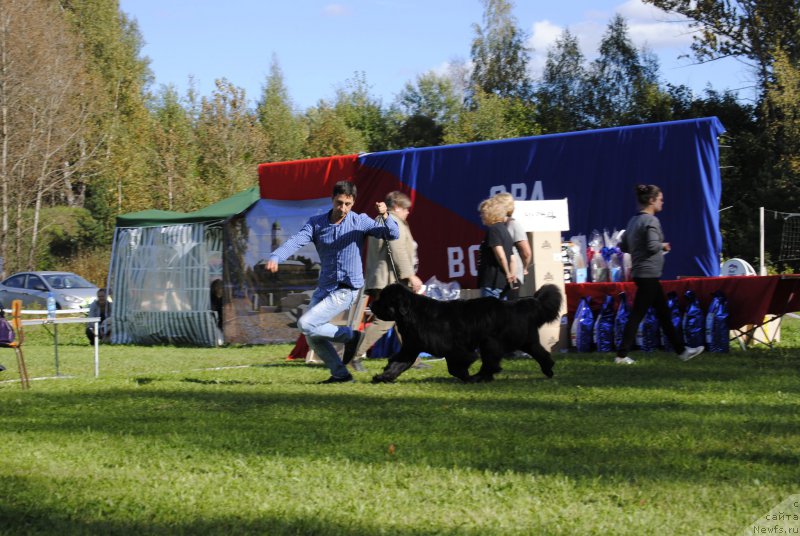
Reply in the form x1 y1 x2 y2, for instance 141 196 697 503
0 493 488 536
1 350 797 534
180 378 263 386
1 380 798 485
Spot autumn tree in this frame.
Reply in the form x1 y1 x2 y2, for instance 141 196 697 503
151 85 198 211
59 0 154 224
194 79 267 205
0 0 101 272
303 102 366 157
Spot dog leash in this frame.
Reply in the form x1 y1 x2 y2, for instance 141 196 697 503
376 215 401 282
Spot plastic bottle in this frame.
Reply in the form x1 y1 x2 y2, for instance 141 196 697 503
573 249 587 283
590 252 608 282
47 292 56 320
608 252 623 282
622 253 633 281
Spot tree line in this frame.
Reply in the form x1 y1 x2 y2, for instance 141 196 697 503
0 0 797 283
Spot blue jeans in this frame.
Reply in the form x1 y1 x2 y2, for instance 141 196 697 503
480 287 504 299
297 287 360 377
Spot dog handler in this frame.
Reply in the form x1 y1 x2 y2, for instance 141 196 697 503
614 184 704 365
265 180 399 383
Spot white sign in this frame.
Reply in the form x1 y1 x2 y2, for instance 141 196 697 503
514 199 570 232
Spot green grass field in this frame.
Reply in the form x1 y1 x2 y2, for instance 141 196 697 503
0 318 798 535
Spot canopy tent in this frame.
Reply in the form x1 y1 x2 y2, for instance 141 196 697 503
109 188 260 346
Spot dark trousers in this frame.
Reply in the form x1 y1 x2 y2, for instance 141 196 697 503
616 277 685 357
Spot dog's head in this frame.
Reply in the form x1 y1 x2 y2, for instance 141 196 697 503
370 283 413 322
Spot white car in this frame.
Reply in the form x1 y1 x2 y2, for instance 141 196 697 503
0 271 99 310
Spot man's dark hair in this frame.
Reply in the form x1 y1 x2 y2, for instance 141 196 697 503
332 181 357 198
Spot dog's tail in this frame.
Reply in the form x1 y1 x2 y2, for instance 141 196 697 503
532 284 563 325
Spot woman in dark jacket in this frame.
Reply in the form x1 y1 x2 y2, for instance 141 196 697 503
615 184 704 364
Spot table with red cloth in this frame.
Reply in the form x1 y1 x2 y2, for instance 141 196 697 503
565 275 800 331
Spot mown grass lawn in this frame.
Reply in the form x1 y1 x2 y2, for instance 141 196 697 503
0 319 798 535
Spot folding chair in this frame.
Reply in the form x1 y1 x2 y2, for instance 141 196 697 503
1 300 29 389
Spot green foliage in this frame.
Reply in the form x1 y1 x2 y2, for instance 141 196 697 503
7 0 795 276
396 72 462 125
469 0 533 101
150 85 200 211
194 79 267 203
586 15 672 128
444 90 537 144
644 0 800 95
60 248 111 288
257 55 307 162
60 0 157 216
5 206 102 273
0 344 798 533
391 71 462 147
536 30 590 133
303 102 367 157
763 48 800 208
332 72 395 153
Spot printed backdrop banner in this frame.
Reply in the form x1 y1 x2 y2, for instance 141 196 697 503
258 117 726 286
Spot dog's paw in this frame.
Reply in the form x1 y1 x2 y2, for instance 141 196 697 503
540 363 555 378
470 374 495 383
371 374 396 384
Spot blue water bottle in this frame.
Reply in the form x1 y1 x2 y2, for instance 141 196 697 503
47 292 56 320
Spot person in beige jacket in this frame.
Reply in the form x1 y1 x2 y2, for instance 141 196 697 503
349 191 423 371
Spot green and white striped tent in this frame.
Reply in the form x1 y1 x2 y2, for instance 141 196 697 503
109 188 261 347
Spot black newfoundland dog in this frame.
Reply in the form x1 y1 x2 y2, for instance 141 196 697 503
370 283 563 383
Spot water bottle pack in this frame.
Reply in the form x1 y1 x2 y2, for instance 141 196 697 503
571 297 594 352
682 290 705 348
47 292 57 320
570 289 730 353
614 292 630 350
636 307 661 352
705 291 729 353
593 294 615 352
662 291 682 352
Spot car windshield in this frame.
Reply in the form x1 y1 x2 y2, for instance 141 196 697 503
44 274 95 289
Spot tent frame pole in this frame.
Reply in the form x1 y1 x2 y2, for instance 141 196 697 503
760 206 766 275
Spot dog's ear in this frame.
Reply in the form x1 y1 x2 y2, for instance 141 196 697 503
397 294 410 317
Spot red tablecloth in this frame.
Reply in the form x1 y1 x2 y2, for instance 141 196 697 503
565 275 800 329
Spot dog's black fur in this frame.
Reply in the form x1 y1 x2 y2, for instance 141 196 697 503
370 283 563 383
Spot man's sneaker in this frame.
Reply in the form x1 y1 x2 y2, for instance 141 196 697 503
349 359 367 373
342 330 364 365
615 356 636 365
679 346 704 361
0 363 5 372
318 374 355 384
